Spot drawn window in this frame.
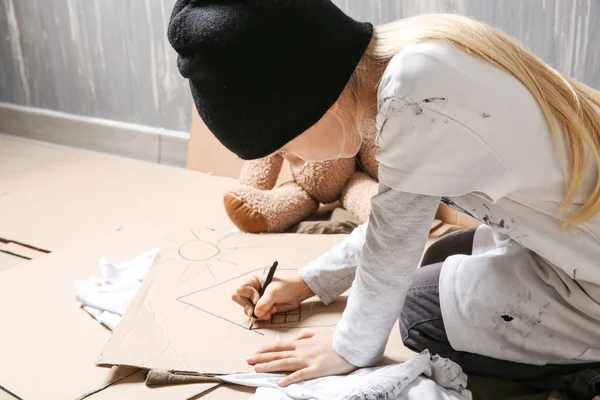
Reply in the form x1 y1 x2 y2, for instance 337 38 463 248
270 308 301 324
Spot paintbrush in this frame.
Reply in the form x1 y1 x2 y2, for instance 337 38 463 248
248 261 279 329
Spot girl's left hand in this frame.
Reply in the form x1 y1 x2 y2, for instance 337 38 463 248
246 330 357 387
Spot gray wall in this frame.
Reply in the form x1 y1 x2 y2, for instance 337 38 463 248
1 0 599 132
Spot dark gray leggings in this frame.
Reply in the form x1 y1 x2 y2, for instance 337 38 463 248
400 228 600 398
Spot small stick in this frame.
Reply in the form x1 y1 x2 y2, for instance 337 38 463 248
248 261 279 329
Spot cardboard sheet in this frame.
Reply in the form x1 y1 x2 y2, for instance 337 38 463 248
79 369 222 400
0 224 170 399
98 226 415 375
0 134 67 179
83 368 255 400
0 386 20 400
0 238 49 260
0 221 413 399
0 149 237 251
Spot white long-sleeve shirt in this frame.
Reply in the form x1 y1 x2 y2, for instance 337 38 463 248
302 188 439 366
301 40 600 367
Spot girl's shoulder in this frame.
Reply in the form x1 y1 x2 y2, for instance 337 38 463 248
378 40 482 104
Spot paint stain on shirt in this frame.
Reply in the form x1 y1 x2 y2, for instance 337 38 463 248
422 97 447 103
483 215 507 229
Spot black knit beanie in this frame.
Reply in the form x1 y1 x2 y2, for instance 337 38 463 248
168 0 373 160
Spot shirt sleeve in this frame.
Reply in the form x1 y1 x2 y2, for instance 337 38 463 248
333 184 440 367
298 222 367 305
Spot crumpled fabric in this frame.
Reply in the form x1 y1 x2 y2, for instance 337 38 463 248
75 249 159 330
219 350 472 400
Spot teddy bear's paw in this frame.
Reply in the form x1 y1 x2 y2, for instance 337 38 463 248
224 183 318 233
224 192 270 233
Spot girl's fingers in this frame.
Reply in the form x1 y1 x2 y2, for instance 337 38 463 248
253 358 305 373
295 330 316 340
259 302 298 320
241 276 264 291
255 341 296 354
235 285 261 305
246 351 295 365
245 305 254 317
230 294 255 317
254 288 278 318
257 312 272 321
277 367 316 387
231 293 252 307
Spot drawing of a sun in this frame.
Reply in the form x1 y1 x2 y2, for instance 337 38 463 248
153 227 338 286
152 227 259 285
148 227 347 337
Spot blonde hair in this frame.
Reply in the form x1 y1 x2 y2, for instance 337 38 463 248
346 13 600 228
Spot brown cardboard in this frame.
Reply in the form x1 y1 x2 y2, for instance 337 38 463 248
436 204 480 229
0 222 272 400
0 136 471 399
0 386 20 400
80 369 222 400
0 224 171 399
98 226 414 374
187 107 294 182
0 238 49 260
0 134 67 179
187 107 245 179
0 149 237 251
0 221 411 399
87 368 256 400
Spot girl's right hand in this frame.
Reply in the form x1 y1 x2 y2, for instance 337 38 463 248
231 272 315 320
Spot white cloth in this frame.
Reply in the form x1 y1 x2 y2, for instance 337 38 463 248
75 249 158 330
299 39 600 368
220 351 471 400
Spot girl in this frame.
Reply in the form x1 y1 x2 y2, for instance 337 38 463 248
168 0 600 395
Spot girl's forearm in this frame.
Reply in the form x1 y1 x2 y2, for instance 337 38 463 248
334 186 440 367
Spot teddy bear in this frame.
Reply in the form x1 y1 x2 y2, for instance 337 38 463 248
223 136 380 233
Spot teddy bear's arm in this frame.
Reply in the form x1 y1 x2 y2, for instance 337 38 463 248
239 153 284 190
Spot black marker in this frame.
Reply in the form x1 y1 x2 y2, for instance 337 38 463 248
248 261 279 329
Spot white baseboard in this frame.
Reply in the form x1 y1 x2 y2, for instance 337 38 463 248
0 102 189 167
